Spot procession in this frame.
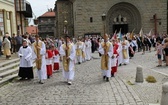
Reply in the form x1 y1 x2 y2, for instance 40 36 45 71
1 29 168 86
2 0 168 104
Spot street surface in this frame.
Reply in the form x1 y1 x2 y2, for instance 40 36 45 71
0 49 168 105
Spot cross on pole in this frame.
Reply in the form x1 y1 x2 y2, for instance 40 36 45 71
62 11 68 19
150 14 161 36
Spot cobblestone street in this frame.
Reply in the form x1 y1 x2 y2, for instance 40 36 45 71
0 49 168 105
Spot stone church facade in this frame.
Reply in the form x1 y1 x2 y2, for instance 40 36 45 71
55 0 167 38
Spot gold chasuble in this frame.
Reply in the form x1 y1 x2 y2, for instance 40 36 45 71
62 44 72 72
76 42 82 56
82 42 85 58
122 42 128 59
101 42 110 70
33 41 42 70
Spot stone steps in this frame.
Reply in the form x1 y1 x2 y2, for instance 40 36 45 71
0 58 20 68
0 57 36 86
0 62 20 73
0 74 18 86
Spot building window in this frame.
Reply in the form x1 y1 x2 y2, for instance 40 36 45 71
0 11 4 36
90 17 93 23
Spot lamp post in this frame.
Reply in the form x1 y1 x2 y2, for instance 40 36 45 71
102 13 106 35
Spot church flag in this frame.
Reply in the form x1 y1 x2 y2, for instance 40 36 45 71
139 28 144 42
113 30 117 39
139 28 143 37
148 29 153 36
117 28 122 41
130 28 135 40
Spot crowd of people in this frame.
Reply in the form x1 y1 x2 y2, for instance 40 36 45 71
0 31 168 84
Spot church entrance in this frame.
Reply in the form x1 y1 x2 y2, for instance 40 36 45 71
113 24 128 34
106 2 141 35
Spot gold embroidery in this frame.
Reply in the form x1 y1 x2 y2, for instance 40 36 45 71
101 42 110 70
33 41 42 70
62 44 72 72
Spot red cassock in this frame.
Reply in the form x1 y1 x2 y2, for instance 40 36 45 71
111 44 119 75
46 50 53 76
53 50 60 71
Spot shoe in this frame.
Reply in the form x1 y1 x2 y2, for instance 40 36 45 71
106 77 109 82
156 65 162 67
78 62 81 64
103 76 106 80
39 80 44 84
47 75 50 79
68 81 72 85
111 74 114 77
119 64 122 66
19 78 25 81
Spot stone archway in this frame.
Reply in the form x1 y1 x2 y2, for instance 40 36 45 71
106 2 141 35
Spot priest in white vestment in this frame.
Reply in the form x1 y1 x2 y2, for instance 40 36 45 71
85 37 92 61
60 36 76 85
98 34 113 82
75 39 83 64
122 37 130 65
32 35 47 84
117 38 123 66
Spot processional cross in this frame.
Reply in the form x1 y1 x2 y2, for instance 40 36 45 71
150 14 161 36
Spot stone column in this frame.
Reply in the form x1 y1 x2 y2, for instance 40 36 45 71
2 9 7 34
161 82 168 105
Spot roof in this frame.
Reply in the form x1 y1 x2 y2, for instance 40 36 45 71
39 11 55 18
26 25 38 34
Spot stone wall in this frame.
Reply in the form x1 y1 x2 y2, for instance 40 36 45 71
55 0 74 38
74 0 167 36
56 0 167 37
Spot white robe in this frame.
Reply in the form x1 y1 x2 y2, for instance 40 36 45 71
117 42 123 65
60 43 76 80
32 40 47 80
122 40 130 64
75 42 83 63
85 40 92 60
18 46 33 67
82 42 86 62
111 54 117 67
98 41 113 77
53 54 60 63
46 53 53 65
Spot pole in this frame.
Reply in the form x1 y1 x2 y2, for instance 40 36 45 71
14 0 18 35
19 0 23 35
154 14 157 36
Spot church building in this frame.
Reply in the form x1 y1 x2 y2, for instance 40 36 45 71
55 0 167 38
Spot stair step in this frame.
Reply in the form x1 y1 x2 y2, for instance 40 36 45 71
0 63 36 86
0 74 18 86
0 58 19 68
0 68 19 78
0 62 20 73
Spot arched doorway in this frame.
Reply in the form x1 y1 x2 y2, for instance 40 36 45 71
106 2 141 35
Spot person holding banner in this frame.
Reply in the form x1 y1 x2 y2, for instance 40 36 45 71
98 34 113 82
32 35 47 84
59 36 76 85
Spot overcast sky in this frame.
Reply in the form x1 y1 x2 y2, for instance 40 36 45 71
27 0 56 25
